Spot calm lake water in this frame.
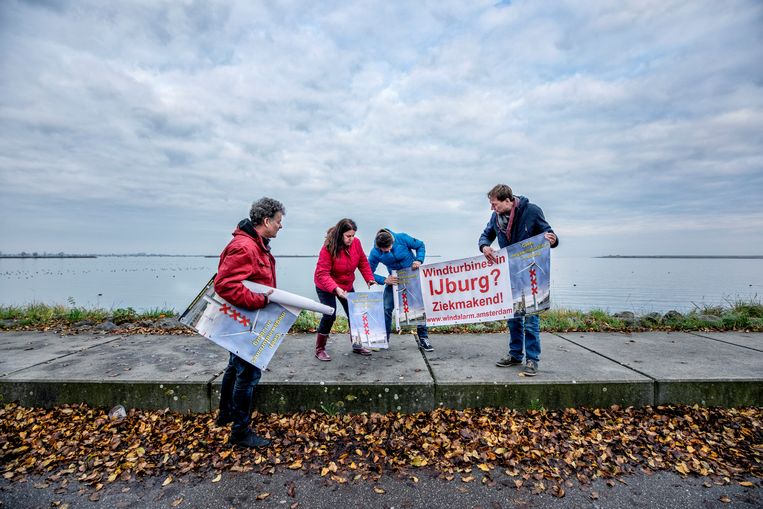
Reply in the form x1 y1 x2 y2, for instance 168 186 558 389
0 256 760 314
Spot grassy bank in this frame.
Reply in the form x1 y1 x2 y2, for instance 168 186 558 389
0 304 175 327
1 300 761 333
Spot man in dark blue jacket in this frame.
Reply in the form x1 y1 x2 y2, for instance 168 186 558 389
368 229 433 352
478 184 558 376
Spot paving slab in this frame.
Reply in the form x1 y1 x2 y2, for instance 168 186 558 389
557 332 763 406
0 332 121 376
0 335 228 412
688 331 763 352
426 332 653 410
214 333 435 414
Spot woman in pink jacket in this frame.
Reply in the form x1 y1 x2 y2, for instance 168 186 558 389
314 218 376 361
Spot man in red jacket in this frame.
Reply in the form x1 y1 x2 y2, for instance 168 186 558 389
214 197 285 448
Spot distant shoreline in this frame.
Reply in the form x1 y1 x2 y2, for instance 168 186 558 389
0 254 320 259
203 255 318 259
598 255 763 259
2 254 444 259
3 253 753 260
0 255 97 259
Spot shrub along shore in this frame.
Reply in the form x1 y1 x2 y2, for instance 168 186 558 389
1 301 761 334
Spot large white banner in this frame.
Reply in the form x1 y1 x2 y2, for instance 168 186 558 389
419 249 514 326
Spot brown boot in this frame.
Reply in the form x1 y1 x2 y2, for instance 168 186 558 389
315 333 331 361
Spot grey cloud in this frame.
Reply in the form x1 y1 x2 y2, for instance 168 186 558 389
1 0 761 257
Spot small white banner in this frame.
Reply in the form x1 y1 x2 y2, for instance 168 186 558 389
348 291 388 349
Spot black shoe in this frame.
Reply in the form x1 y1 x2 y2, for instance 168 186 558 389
522 360 538 376
215 412 234 426
417 336 434 352
495 356 523 367
231 430 271 448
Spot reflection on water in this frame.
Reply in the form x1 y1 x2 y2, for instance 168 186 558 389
0 256 760 314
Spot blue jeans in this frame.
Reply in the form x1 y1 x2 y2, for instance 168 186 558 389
383 284 428 340
219 352 262 437
507 314 540 363
315 286 351 335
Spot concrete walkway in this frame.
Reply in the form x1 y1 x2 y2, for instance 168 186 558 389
1 331 761 413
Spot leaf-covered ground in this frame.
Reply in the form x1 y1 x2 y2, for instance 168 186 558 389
1 404 761 497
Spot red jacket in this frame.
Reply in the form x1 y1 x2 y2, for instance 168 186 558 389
214 223 276 310
314 237 374 294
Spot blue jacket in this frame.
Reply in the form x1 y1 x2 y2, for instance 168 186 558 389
478 196 558 250
368 230 426 285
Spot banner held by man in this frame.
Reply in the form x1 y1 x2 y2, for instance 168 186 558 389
180 277 332 370
506 233 551 315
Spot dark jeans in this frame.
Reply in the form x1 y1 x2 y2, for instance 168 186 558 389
218 352 262 437
383 284 428 340
316 286 351 335
507 314 541 363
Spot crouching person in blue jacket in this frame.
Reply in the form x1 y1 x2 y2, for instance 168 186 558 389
368 229 433 352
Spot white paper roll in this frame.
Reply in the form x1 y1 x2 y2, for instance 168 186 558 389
243 281 334 315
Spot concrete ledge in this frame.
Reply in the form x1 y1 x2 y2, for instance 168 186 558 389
0 334 226 412
656 380 763 407
1 331 761 413
251 382 434 414
434 381 654 411
213 334 435 414
428 333 654 410
558 332 763 407
0 380 211 413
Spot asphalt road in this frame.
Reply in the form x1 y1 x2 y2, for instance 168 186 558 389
1 469 760 509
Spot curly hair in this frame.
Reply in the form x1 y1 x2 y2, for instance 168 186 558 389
325 218 358 258
249 197 286 226
487 184 514 202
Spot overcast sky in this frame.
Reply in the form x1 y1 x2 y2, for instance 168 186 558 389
1 0 761 259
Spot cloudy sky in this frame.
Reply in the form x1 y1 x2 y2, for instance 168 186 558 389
1 0 761 259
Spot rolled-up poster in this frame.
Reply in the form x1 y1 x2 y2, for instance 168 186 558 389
243 281 333 315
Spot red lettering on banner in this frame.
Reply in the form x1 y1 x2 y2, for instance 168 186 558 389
428 275 491 295
431 293 504 312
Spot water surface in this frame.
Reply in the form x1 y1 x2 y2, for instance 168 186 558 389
0 256 760 314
